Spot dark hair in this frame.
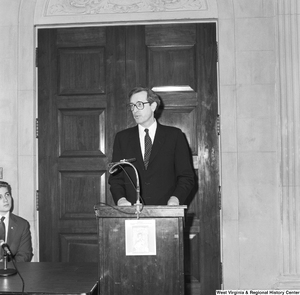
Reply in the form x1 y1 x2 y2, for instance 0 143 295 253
128 87 161 111
0 181 12 196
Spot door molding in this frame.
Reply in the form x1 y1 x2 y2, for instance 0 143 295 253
34 0 218 26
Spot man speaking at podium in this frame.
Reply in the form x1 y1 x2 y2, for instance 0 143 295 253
109 87 195 206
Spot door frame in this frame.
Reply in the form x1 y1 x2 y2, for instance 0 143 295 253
35 19 221 293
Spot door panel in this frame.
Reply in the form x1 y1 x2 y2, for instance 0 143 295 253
58 47 105 95
38 23 220 295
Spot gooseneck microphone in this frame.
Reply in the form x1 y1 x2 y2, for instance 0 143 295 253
108 158 142 217
108 158 136 174
108 158 136 167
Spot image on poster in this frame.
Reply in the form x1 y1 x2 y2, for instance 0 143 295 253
125 219 156 256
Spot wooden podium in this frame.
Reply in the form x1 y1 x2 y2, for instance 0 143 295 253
94 205 186 295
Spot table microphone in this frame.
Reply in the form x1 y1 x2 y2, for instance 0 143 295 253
0 240 17 277
0 240 12 256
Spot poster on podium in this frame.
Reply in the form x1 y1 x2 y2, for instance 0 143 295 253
125 219 156 256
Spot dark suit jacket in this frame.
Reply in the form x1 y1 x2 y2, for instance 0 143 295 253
4 213 33 262
109 123 195 205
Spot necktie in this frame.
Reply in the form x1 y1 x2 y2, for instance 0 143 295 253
144 129 152 169
0 216 5 242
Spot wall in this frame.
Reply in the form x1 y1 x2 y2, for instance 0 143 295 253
218 0 280 289
0 0 38 260
0 0 293 290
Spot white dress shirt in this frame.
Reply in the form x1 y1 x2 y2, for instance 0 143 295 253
1 212 9 242
138 120 157 159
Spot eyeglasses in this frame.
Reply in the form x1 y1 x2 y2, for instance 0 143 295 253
128 101 150 111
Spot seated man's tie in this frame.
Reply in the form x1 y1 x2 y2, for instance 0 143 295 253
0 216 5 257
0 217 5 241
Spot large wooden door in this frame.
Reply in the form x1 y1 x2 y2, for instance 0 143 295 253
38 23 220 294
38 27 126 262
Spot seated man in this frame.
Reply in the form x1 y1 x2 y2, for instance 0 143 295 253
0 181 33 262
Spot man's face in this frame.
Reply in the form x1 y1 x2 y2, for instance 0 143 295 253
0 187 12 215
130 91 157 128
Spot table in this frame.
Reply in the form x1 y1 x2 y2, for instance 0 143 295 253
0 262 98 294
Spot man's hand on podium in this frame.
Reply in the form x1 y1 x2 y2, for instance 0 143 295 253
117 196 179 206
117 197 132 206
167 196 179 206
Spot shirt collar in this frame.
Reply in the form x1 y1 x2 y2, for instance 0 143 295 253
2 212 10 219
138 120 157 135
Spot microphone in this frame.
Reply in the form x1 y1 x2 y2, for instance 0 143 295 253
108 158 136 174
108 158 136 167
0 240 12 256
0 240 17 277
108 158 142 217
